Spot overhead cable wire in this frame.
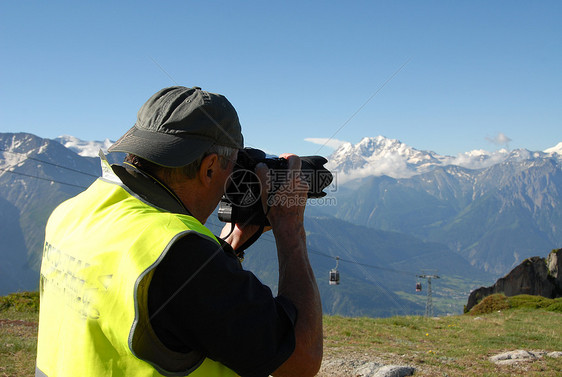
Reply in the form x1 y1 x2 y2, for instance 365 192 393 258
205 218 420 278
317 226 412 314
0 167 89 189
0 148 99 178
314 57 412 155
208 217 417 315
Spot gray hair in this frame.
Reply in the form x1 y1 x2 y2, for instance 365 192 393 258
181 144 238 178
124 145 238 181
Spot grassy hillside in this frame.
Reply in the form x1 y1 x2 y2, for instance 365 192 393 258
1 292 561 376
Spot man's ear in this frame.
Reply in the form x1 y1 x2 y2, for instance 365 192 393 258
198 153 219 187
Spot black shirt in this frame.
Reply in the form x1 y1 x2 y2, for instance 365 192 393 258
112 165 297 377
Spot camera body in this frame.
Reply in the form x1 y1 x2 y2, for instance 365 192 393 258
218 148 333 225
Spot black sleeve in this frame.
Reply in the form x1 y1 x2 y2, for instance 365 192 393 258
148 233 297 377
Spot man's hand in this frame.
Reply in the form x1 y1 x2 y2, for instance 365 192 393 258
256 153 323 377
256 153 309 227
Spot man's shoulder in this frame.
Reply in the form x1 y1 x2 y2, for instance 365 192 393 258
171 233 239 261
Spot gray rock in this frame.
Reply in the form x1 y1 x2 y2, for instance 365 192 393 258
547 351 562 358
372 365 415 377
352 362 415 377
354 362 381 376
547 250 562 288
490 350 538 365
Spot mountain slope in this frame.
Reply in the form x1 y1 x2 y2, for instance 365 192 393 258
0 197 35 295
0 133 101 293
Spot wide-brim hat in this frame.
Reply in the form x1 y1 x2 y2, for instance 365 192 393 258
108 86 243 167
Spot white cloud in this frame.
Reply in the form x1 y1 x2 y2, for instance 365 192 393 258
441 149 510 170
333 151 418 183
332 148 516 184
486 132 512 147
304 137 348 150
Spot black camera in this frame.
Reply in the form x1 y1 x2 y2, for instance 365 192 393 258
218 148 333 226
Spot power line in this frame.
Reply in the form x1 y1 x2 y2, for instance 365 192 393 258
207 218 426 315
0 148 99 178
314 57 412 155
206 218 419 278
0 167 89 189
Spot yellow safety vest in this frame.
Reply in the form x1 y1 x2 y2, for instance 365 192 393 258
36 161 239 377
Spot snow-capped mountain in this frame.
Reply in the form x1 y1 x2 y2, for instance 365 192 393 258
328 136 445 180
54 135 114 157
544 142 562 155
328 136 562 182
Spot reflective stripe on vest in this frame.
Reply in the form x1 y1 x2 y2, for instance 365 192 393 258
36 166 239 377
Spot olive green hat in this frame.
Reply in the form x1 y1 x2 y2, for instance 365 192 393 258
108 86 243 167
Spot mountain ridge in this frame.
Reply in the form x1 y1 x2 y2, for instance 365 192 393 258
54 135 114 157
328 135 562 182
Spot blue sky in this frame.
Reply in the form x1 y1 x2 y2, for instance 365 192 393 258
1 1 560 157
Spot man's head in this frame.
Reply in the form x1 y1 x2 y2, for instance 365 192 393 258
109 86 243 221
108 86 243 167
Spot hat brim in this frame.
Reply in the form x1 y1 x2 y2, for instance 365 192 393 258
108 125 216 167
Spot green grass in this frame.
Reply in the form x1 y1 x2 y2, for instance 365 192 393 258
324 309 562 376
0 292 38 377
322 294 562 376
2 292 562 377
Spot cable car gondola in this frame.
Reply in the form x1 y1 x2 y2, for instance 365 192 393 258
416 282 422 292
329 257 340 285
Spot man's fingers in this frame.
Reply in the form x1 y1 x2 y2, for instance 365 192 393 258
255 163 270 212
283 154 301 172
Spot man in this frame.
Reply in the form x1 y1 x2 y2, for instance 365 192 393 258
35 86 323 377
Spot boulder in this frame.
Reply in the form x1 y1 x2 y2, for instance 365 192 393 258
371 365 415 377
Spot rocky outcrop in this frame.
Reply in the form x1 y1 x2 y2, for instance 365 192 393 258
489 350 562 365
466 249 562 312
547 249 562 287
